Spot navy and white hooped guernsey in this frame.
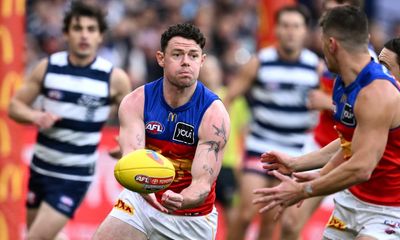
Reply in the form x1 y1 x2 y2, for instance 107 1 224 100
31 51 113 182
246 47 320 157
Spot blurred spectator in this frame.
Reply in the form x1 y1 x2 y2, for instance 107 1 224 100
26 0 258 90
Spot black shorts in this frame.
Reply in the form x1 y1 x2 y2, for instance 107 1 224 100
215 167 237 207
26 168 91 218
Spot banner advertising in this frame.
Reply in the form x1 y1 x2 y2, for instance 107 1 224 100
0 0 25 239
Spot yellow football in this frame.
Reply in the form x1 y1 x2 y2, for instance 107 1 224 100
114 149 175 194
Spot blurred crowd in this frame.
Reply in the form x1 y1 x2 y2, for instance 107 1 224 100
25 0 400 88
25 0 260 88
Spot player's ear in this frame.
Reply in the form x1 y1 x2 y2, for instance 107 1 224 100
156 51 165 67
200 53 206 67
329 37 337 54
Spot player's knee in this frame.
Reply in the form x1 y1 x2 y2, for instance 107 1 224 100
236 205 255 223
27 232 52 240
281 216 302 237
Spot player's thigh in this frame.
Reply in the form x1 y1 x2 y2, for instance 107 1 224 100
27 202 69 240
27 208 38 229
93 215 147 240
282 196 324 229
238 171 269 207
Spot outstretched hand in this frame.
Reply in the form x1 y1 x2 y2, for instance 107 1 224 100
260 151 295 175
253 170 306 215
108 136 122 159
293 171 320 182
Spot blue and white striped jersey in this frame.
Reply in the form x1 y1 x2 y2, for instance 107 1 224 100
246 47 320 157
31 51 113 181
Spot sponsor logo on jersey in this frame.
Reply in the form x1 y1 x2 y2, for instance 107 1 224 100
113 199 134 215
327 215 346 230
48 90 63 100
168 112 177 122
341 103 356 126
173 122 195 144
145 121 165 134
77 94 104 107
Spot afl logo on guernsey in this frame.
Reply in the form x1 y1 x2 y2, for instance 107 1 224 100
145 121 165 134
173 122 195 144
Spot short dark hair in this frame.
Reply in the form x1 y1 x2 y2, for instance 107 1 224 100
326 0 361 7
160 23 206 52
275 5 311 27
384 38 400 65
62 1 107 33
319 6 368 51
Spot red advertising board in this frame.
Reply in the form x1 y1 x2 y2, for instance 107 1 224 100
0 0 25 239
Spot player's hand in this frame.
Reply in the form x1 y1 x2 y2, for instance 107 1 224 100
108 137 122 159
260 151 295 175
33 111 61 129
253 170 305 214
140 193 169 213
108 146 122 159
161 190 184 212
306 89 332 111
292 171 320 182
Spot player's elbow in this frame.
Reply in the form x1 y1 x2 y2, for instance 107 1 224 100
353 164 374 183
354 169 372 183
351 153 380 183
8 100 20 122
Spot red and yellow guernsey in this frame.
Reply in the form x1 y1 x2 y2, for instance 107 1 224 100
313 69 338 147
143 78 219 215
332 60 400 206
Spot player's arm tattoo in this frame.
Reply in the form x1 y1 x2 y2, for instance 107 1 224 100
200 120 227 162
203 164 214 176
193 189 209 205
212 121 227 147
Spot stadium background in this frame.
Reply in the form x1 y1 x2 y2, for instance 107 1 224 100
1 0 399 239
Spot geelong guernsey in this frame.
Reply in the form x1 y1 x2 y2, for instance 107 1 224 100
246 47 319 157
144 78 219 216
333 60 400 206
31 51 112 182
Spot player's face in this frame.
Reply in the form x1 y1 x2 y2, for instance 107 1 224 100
157 36 205 89
379 47 400 82
64 16 103 60
276 12 307 54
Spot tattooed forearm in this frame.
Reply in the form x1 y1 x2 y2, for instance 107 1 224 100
201 140 220 161
181 188 210 208
203 164 214 176
198 191 209 202
212 121 227 147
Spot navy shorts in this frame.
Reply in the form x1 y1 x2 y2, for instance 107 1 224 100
26 168 91 218
216 167 237 207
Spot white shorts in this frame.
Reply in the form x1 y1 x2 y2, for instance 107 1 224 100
110 189 218 240
323 190 400 240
